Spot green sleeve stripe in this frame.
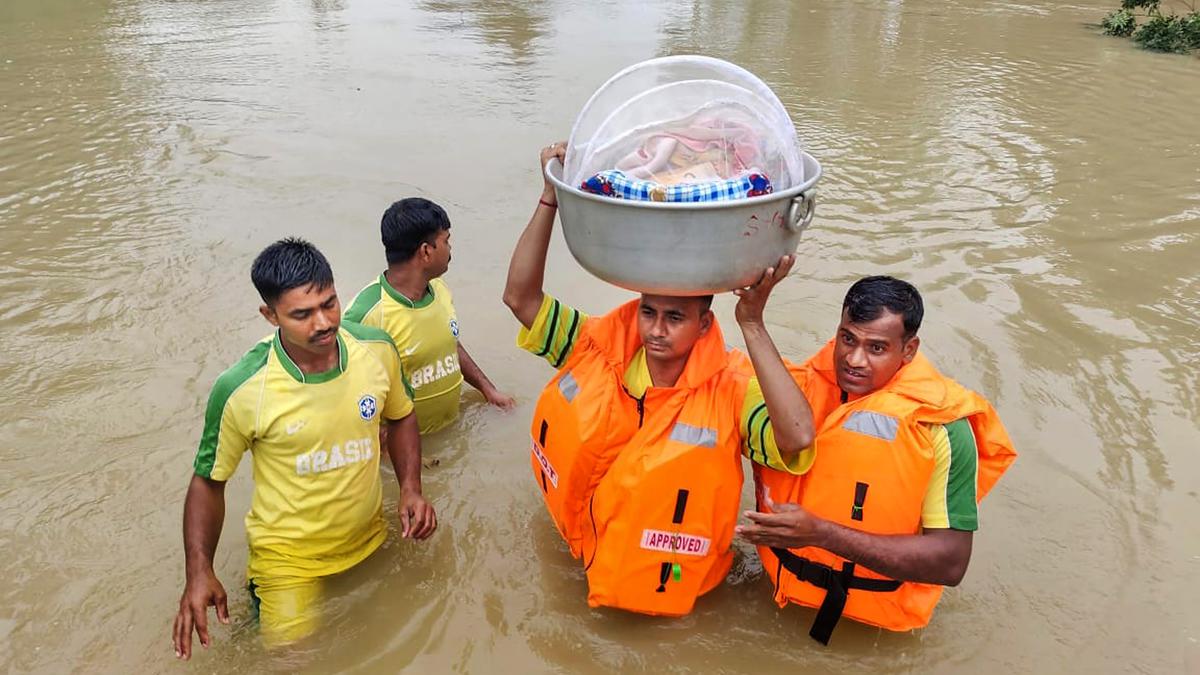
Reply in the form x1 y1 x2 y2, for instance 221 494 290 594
400 361 415 399
944 418 980 530
553 307 582 368
743 402 767 464
757 414 773 468
194 341 269 477
343 283 382 324
537 299 562 357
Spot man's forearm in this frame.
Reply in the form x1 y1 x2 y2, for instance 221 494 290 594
182 475 226 578
740 321 815 454
814 520 972 586
457 343 495 394
502 192 556 329
387 413 423 494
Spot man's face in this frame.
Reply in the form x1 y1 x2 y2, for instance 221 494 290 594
637 294 712 364
425 229 452 278
261 283 341 357
833 308 919 395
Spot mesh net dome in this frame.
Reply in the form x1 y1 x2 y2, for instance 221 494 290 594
565 55 802 192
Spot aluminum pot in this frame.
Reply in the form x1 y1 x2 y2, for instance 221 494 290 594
545 153 821 296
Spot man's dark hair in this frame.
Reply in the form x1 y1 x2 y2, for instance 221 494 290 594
696 294 714 314
381 197 451 265
842 276 923 339
251 237 334 306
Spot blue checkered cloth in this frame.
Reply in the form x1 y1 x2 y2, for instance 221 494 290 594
579 170 772 203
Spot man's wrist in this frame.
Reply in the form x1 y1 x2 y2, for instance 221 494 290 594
810 516 834 549
185 560 214 580
738 318 767 334
399 482 423 497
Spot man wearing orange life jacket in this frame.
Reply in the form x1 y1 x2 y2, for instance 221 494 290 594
737 276 1017 644
502 142 817 616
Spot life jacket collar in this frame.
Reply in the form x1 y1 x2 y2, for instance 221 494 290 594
583 299 731 392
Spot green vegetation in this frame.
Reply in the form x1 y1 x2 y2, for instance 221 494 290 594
1101 0 1200 53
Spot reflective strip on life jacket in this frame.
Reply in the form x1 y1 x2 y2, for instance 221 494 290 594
842 410 899 441
558 370 580 402
669 422 717 448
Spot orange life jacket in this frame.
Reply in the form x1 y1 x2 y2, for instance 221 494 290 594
529 300 750 616
754 340 1017 643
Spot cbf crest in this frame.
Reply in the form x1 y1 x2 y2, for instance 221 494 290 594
358 394 378 421
449 318 459 338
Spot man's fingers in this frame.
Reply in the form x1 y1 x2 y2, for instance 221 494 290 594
179 608 193 660
414 505 436 540
194 603 210 649
399 506 413 538
426 507 438 537
173 612 182 658
216 591 230 625
778 255 795 276
743 510 784 526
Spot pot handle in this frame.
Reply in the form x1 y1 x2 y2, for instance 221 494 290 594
786 189 817 233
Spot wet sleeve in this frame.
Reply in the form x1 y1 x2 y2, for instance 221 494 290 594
516 294 589 369
740 377 815 475
193 376 253 481
920 419 980 531
381 340 416 421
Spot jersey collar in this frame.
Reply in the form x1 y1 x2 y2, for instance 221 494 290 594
272 329 348 384
380 273 435 309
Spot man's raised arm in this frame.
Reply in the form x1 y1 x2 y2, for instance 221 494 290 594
503 142 566 329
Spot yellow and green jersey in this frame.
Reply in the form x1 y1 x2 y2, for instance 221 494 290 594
192 323 415 580
344 275 463 435
919 418 980 531
516 294 813 475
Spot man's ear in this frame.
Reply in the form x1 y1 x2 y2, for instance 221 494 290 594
902 335 920 364
259 304 279 327
699 309 713 336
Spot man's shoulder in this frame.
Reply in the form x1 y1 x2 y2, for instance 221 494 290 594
205 338 272 419
343 279 384 323
341 322 396 348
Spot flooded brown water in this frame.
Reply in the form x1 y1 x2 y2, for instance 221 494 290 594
2 0 1199 672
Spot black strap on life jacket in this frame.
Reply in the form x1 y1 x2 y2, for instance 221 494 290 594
655 489 691 593
537 419 549 493
770 547 902 646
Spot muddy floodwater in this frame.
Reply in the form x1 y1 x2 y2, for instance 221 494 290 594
2 0 1198 672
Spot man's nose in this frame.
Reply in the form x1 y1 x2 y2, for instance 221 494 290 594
846 346 867 368
314 310 333 331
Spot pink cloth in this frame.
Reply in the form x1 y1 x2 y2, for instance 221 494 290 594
615 116 763 184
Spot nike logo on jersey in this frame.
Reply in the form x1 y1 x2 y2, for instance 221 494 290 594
401 341 421 357
286 420 306 435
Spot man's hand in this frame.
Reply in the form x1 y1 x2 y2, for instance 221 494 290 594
172 570 230 660
733 255 795 327
736 491 827 549
483 387 517 411
398 489 437 540
540 141 567 199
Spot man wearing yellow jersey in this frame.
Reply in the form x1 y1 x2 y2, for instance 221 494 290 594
172 238 436 659
345 197 514 435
